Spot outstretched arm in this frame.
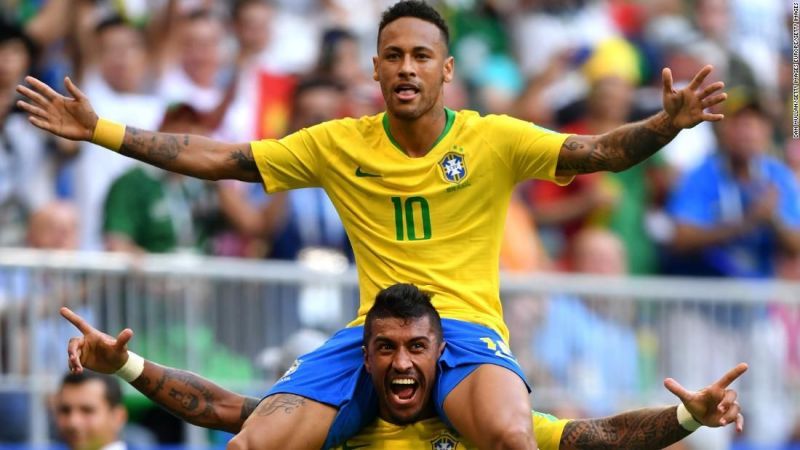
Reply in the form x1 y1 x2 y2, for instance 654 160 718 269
559 363 747 450
61 308 259 433
556 65 726 176
16 77 260 182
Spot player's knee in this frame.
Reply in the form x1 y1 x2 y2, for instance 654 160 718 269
489 425 535 450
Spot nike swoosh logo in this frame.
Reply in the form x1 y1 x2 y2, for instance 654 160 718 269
355 167 381 177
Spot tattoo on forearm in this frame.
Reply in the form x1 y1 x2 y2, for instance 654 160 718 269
120 127 182 162
558 112 678 174
241 397 261 422
229 147 258 173
254 394 306 417
560 406 691 450
131 366 225 429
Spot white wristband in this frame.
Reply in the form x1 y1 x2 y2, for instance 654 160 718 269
677 403 702 431
115 351 145 382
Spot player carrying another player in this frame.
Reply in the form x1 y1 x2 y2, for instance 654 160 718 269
61 283 746 449
17 1 727 448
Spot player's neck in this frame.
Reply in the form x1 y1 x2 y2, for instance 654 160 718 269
386 106 447 158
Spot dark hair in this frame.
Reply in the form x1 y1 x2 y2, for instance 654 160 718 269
94 15 140 36
294 76 345 101
0 20 39 64
363 283 442 345
61 371 123 408
378 1 449 52
231 0 272 21
317 27 358 73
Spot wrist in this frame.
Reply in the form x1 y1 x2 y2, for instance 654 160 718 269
91 117 126 151
676 403 703 432
115 351 145 382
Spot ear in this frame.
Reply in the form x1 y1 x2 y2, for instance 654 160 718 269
437 341 446 358
362 345 371 372
112 405 127 433
443 56 454 84
372 56 380 82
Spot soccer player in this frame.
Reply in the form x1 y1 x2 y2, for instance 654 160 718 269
61 284 745 450
17 2 727 448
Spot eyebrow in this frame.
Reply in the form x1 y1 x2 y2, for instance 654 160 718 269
382 45 435 54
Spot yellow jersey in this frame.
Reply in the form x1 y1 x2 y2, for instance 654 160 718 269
252 109 570 341
332 411 569 450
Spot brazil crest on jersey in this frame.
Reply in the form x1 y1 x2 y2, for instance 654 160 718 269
251 108 571 341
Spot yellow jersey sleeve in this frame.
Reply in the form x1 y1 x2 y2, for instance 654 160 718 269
250 123 331 193
482 115 573 186
532 411 570 450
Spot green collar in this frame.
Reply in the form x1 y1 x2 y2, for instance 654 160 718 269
382 108 455 155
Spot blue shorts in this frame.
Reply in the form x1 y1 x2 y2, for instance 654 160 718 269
264 318 529 449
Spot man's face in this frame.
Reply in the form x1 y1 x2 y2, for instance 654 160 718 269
97 26 147 93
292 86 345 131
719 109 772 162
234 2 272 54
363 316 444 425
373 17 453 120
179 17 224 87
55 381 125 450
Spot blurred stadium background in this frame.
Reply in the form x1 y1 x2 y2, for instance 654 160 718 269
0 0 798 449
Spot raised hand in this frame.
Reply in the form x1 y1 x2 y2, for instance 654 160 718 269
16 76 98 141
662 65 726 130
61 307 134 374
665 362 747 432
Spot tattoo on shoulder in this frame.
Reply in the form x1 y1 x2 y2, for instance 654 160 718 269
229 147 258 173
253 394 306 417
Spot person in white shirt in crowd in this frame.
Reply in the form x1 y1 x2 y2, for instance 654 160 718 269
74 16 165 250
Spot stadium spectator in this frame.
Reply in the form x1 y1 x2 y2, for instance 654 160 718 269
54 371 129 450
661 91 799 447
0 22 55 246
531 228 639 417
73 16 165 251
103 103 228 255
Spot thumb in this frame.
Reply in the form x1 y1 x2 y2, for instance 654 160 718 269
665 377 693 403
114 328 134 350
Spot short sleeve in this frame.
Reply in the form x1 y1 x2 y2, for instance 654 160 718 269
251 123 331 193
484 115 572 185
774 163 800 228
531 411 569 450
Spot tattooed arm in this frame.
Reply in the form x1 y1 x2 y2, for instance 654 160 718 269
61 307 259 433
131 360 259 433
559 406 690 450
119 127 260 182
16 76 260 182
560 363 747 450
555 65 727 177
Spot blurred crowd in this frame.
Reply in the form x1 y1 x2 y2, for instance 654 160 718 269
1 0 799 448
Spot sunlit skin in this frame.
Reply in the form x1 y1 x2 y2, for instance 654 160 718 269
363 316 445 425
373 17 454 157
55 380 126 450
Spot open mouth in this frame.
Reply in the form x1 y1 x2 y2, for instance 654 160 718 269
394 84 420 101
389 377 419 403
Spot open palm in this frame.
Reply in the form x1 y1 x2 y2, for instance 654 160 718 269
662 65 727 130
16 76 98 141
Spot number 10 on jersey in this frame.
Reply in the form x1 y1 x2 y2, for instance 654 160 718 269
391 196 432 241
